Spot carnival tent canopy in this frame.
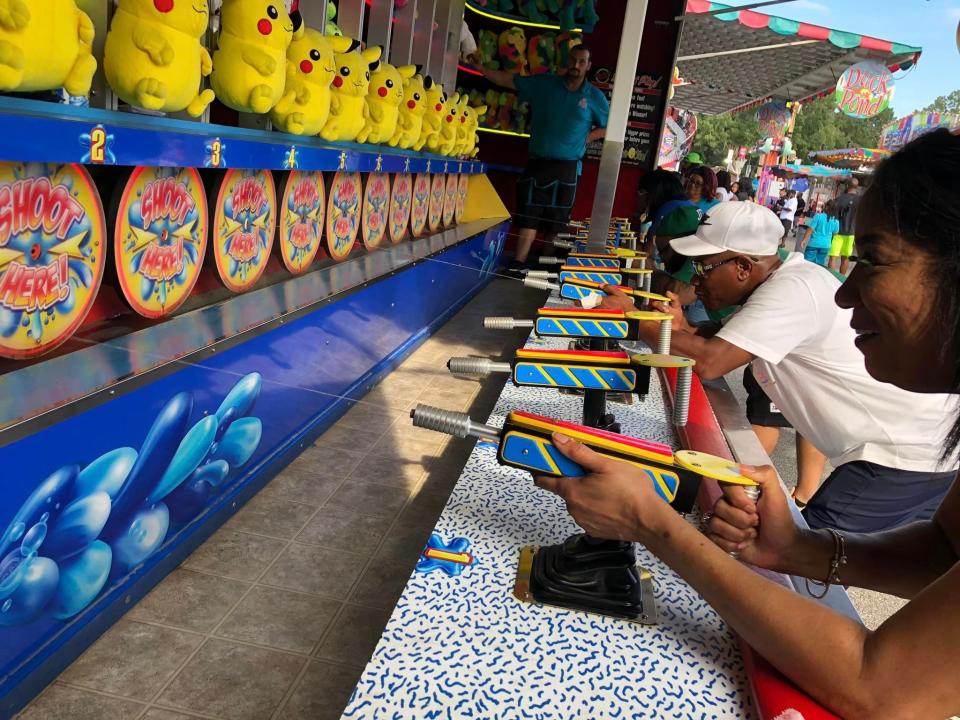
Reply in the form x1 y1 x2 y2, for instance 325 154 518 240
672 0 922 115
807 148 892 169
770 163 852 179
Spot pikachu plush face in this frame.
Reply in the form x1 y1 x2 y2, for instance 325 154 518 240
286 26 343 89
368 61 406 107
356 61 415 144
422 77 446 132
221 0 294 47
331 43 379 98
120 0 210 37
401 74 427 119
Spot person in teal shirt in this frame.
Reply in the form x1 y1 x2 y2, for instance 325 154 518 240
479 46 609 270
801 201 839 266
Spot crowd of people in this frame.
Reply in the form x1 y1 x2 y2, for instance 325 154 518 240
532 129 960 717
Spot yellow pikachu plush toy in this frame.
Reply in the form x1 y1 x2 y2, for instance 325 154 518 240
318 41 381 143
428 92 461 156
210 0 294 113
413 77 445 152
271 28 351 135
105 0 215 116
461 103 486 158
452 94 473 157
357 61 416 145
0 0 97 96
390 72 427 149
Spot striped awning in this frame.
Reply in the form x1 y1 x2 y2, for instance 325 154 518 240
807 148 892 168
671 1 922 115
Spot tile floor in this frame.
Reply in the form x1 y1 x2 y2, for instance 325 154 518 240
16 280 547 720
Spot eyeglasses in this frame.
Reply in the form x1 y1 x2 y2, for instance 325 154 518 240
691 257 740 278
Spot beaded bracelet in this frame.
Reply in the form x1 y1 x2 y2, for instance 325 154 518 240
804 528 847 599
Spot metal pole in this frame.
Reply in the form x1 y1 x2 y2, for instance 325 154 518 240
391 0 418 65
298 0 328 31
587 0 650 251
412 0 438 69
338 0 365 41
367 0 396 57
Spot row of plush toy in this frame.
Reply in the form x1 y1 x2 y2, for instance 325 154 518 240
476 27 582 76
473 0 599 32
0 0 479 157
461 89 528 135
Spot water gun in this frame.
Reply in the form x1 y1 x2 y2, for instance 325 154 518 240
484 307 673 354
539 251 647 270
411 406 714 512
523 275 658 305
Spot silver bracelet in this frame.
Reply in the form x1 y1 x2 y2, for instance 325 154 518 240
804 528 847 599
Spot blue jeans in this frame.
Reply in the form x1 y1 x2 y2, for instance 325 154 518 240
803 246 829 266
803 461 956 533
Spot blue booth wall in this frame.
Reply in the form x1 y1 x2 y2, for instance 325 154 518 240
0 227 506 716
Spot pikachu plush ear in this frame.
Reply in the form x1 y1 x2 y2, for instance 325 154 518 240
475 105 488 117
361 45 383 66
423 75 434 90
398 65 417 80
330 35 354 54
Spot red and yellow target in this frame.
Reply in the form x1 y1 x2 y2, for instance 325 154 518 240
442 173 457 227
326 171 362 261
0 162 106 359
389 173 412 244
361 172 391 250
411 173 430 239
428 174 445 233
455 173 469 223
279 170 325 274
115 166 208 318
212 168 276 293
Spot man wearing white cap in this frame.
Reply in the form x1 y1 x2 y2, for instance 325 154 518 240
604 202 957 533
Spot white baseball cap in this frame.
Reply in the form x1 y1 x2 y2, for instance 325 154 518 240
669 202 783 258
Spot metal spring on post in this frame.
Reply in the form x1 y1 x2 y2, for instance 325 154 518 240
657 318 672 355
524 277 559 292
483 317 532 330
410 405 473 437
642 272 652 293
522 270 553 279
538 257 564 265
673 365 692 427
447 357 510 375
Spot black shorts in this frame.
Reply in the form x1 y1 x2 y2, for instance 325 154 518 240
514 158 579 234
743 365 792 429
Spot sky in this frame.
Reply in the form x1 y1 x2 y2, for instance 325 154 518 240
719 0 960 115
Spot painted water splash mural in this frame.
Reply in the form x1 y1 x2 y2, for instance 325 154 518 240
0 373 263 627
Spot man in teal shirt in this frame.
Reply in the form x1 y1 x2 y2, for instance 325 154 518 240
480 46 609 270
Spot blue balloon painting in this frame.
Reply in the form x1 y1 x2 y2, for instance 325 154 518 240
0 374 264 628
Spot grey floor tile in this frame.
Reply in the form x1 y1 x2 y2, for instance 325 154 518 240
349 544 419 610
158 639 304 720
314 424 383 454
296 507 388 554
277 661 363 720
369 435 445 464
182 528 286 581
216 586 341 654
58 620 202 701
128 569 249 632
360 385 423 412
226 494 317 540
140 709 207 720
296 444 366 476
261 458 346 506
261 543 365 599
417 385 480 412
347 453 425 490
16 685 145 720
315 604 393 668
335 402 402 434
326 479 410 520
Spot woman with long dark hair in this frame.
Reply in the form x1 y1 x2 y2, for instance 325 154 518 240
536 129 960 717
685 165 720 213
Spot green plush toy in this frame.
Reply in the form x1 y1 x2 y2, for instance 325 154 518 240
555 31 582 68
325 0 342 36
578 0 599 27
498 27 527 74
497 91 516 131
478 29 500 70
527 33 556 75
514 100 530 135
484 89 501 129
518 0 548 22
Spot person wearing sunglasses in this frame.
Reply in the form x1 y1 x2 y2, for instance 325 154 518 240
601 201 957 534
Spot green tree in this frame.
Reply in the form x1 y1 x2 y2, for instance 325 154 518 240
791 97 894 155
691 111 759 166
922 90 960 114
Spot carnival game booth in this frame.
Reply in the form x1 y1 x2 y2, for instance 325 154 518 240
0 0 515 713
